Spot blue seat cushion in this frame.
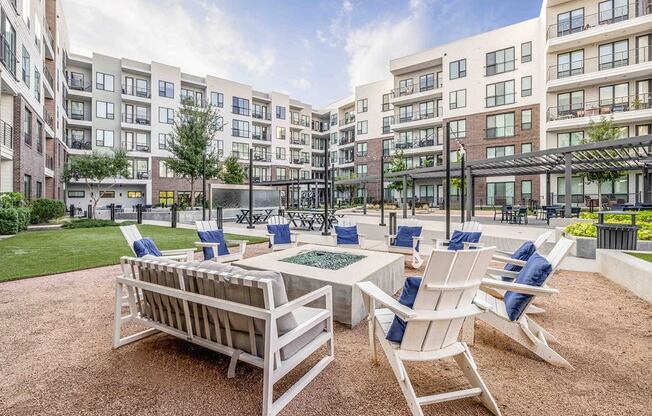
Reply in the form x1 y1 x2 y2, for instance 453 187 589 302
394 226 422 252
386 277 422 343
503 241 536 281
503 252 552 321
447 230 481 251
267 224 292 248
198 229 230 260
335 225 359 245
133 237 162 257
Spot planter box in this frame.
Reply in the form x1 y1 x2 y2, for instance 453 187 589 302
596 250 652 303
563 231 652 259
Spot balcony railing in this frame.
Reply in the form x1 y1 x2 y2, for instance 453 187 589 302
291 158 309 165
391 82 442 98
232 150 249 160
252 111 271 121
232 106 250 116
396 108 443 124
43 65 54 90
395 138 437 150
0 34 17 78
122 84 151 98
68 137 92 150
339 158 354 165
547 2 652 39
290 137 307 145
339 116 355 126
547 93 652 121
67 78 92 92
548 46 652 80
252 132 271 141
68 109 92 121
43 105 54 130
253 176 272 183
122 113 151 125
339 135 355 145
253 153 272 162
1 120 12 149
45 155 54 170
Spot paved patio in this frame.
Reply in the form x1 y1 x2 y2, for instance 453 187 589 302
1 243 650 415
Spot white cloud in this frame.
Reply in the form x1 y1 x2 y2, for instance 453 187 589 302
62 0 275 79
315 0 354 47
292 78 311 89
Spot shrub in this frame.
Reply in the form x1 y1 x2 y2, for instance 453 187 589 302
564 221 652 240
61 219 136 229
29 198 66 224
0 207 30 235
0 192 25 208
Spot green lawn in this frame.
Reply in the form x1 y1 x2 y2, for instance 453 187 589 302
0 225 267 282
627 252 652 263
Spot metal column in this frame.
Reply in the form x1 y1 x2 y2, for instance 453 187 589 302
247 148 254 228
465 167 473 222
444 121 451 239
460 154 465 223
402 175 407 219
564 153 572 218
644 168 651 204
379 159 386 226
545 171 551 206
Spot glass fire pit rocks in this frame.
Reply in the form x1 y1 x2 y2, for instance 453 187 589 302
280 250 367 270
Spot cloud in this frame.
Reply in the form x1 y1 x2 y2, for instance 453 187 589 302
62 0 275 79
316 0 354 47
292 78 311 89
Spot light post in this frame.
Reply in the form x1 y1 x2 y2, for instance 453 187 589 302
202 152 207 220
459 144 466 223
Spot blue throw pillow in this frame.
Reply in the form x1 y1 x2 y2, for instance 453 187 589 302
335 225 359 245
503 241 536 281
133 237 162 257
267 224 291 248
394 226 422 252
386 277 422 343
503 252 552 321
448 230 481 251
198 229 230 260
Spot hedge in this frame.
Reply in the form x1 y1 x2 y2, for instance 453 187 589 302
0 207 30 235
29 198 66 224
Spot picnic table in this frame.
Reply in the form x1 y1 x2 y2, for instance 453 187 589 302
236 208 274 224
286 210 342 231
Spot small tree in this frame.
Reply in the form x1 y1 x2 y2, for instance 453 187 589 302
387 150 408 193
62 150 129 218
578 117 623 205
165 98 222 207
218 155 246 184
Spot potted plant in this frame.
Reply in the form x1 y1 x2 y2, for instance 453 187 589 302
631 96 643 110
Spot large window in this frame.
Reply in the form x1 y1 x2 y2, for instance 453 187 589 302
211 92 224 107
356 164 368 177
275 147 286 160
357 98 368 113
419 73 435 91
599 39 629 70
276 126 286 140
21 46 29 86
557 90 584 115
399 105 413 122
599 83 629 106
521 180 533 202
487 182 515 205
159 191 174 206
557 176 584 204
356 142 368 157
159 107 174 124
232 142 249 159
382 93 391 112
158 133 170 150
357 120 368 135
96 72 114 91
398 78 414 95
557 131 584 147
449 59 466 79
419 101 435 119
486 47 515 76
486 145 515 158
23 108 32 145
23 175 31 200
521 41 532 63
599 0 629 24
158 80 174 98
232 96 250 116
486 80 515 107
232 119 250 138
96 129 114 147
159 160 174 178
521 109 532 130
557 8 584 37
96 101 114 119
276 105 286 119
486 113 515 138
449 119 466 139
557 50 584 78
383 138 392 156
382 116 392 134
449 89 466 109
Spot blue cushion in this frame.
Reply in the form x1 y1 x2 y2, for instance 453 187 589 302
503 241 536 281
198 229 230 260
394 226 422 252
267 224 291 248
386 277 422 343
447 230 481 251
503 252 552 321
335 225 359 245
133 237 162 257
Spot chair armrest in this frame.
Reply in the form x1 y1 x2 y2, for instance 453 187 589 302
161 248 197 254
410 304 485 321
357 281 416 321
272 286 332 318
495 248 515 256
493 254 525 266
463 242 484 249
194 242 219 248
481 278 558 296
357 233 366 238
160 254 191 261
225 239 248 244
486 267 518 279
385 234 396 238
412 236 423 240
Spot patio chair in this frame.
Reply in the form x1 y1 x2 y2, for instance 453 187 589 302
512 207 528 224
385 219 424 269
434 221 483 250
115 257 334 416
463 238 576 369
332 216 365 248
266 215 298 251
120 225 195 262
495 231 552 257
500 205 512 223
357 247 501 416
194 220 247 263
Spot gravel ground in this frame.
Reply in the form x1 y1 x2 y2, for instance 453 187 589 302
1 243 650 416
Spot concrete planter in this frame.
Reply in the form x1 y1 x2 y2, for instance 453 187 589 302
596 250 652 303
563 231 652 259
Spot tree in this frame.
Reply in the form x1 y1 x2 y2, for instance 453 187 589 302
62 150 129 218
218 155 246 184
578 117 624 205
387 150 408 193
165 98 222 207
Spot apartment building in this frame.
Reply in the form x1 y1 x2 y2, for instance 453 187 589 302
0 0 69 202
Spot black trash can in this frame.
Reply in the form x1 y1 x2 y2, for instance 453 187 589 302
596 211 638 250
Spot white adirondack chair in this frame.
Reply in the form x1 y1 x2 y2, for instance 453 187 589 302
332 216 365 248
266 216 298 251
462 238 576 369
120 225 195 262
194 220 247 263
494 231 552 257
357 246 501 416
434 221 483 250
385 219 424 269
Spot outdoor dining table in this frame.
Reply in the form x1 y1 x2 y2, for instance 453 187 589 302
236 208 274 224
285 210 341 231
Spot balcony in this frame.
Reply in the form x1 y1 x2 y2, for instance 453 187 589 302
122 84 151 99
339 116 355 127
339 134 355 146
390 83 443 105
252 132 271 142
391 108 443 131
67 109 92 124
253 176 272 183
0 34 17 78
43 105 55 131
122 113 151 126
338 158 354 166
0 120 12 150
67 78 92 93
252 111 271 121
253 153 272 162
68 136 92 151
43 65 54 91
291 158 309 165
395 138 438 151
290 137 308 146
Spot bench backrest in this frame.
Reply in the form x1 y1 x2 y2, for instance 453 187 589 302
336 216 357 228
459 221 483 232
120 225 142 256
545 237 574 272
267 215 288 225
196 220 219 233
533 231 553 249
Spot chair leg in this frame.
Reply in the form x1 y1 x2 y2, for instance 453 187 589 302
461 316 476 345
454 345 502 416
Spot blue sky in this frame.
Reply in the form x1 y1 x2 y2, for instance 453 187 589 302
64 0 542 107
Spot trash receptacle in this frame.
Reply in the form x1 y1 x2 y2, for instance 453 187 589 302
596 211 638 250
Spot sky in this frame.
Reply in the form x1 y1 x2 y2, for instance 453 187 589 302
62 0 542 108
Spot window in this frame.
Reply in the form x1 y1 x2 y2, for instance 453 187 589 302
36 181 42 199
96 72 114 91
382 116 392 134
382 94 391 112
419 101 435 119
356 164 368 177
557 50 584 78
276 167 287 180
599 83 628 106
159 80 174 98
556 176 584 203
399 105 413 122
487 182 515 205
557 8 584 37
383 138 392 156
21 46 30 86
159 191 174 206
96 101 114 119
210 91 224 107
33 69 40 101
557 90 584 116
521 76 532 97
357 142 368 157
159 160 174 178
636 124 651 136
521 109 532 130
557 131 584 147
599 39 629 70
96 129 114 147
275 147 286 160
99 191 115 198
357 120 368 135
23 108 32 145
486 113 515 138
636 35 651 64
35 121 42 153
23 175 31 200
212 139 224 158
599 0 629 24
357 98 368 113
123 132 134 150
486 80 515 107
449 59 466 79
276 105 286 119
135 132 149 151
232 142 249 159
522 143 532 153
128 191 143 198
449 119 466 139
158 133 170 149
68 190 85 198
158 107 174 124
419 73 435 91
486 145 515 158
276 126 286 140
486 47 515 76
449 89 466 109
232 119 250 138
521 42 532 63
521 180 533 202
398 78 414 95
232 96 250 116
